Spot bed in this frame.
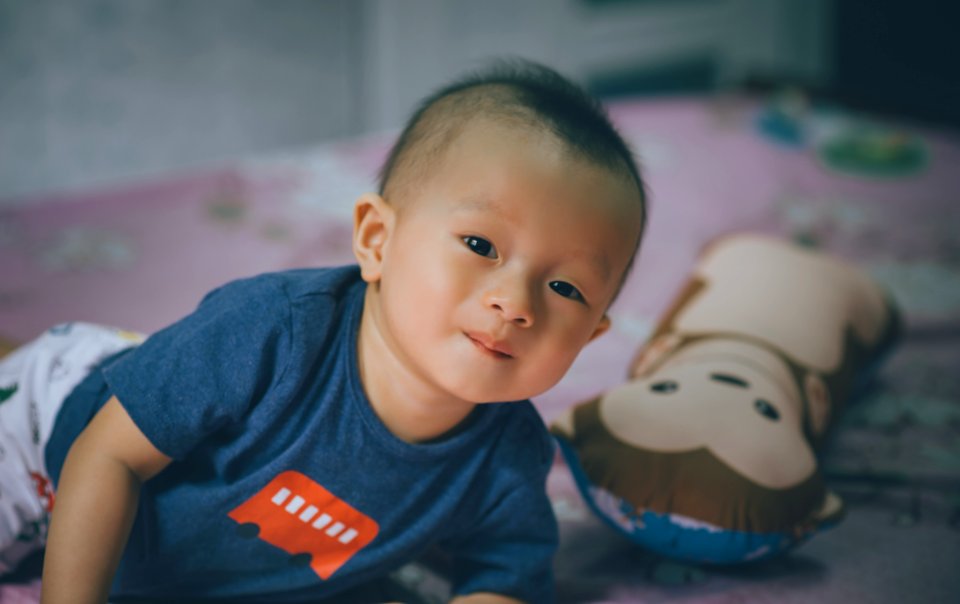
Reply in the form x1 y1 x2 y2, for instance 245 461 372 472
1 94 958 603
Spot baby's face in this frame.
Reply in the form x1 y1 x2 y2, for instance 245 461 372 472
374 120 642 404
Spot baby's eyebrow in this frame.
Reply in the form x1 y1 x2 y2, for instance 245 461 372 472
457 194 507 216
569 249 611 282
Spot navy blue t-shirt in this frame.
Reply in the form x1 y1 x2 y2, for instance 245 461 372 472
46 266 558 602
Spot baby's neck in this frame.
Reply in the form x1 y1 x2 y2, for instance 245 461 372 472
356 292 477 444
369 391 478 444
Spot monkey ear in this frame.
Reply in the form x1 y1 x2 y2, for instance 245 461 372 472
803 372 831 438
805 489 845 532
629 333 681 379
352 193 395 283
551 406 577 440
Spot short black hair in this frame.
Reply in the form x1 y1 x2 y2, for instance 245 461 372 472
378 58 648 300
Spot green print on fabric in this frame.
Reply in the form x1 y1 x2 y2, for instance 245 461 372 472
0 383 18 404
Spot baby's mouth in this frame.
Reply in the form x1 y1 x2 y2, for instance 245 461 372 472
464 332 514 359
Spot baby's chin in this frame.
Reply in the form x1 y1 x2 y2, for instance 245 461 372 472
431 360 566 404
455 382 556 405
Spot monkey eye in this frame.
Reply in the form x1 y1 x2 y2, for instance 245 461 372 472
754 399 780 421
710 373 749 388
650 380 678 394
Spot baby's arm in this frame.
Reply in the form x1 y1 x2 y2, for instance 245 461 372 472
41 396 171 604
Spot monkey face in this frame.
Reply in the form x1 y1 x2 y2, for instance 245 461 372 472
600 355 816 489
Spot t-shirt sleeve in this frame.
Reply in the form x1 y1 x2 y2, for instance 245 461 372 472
101 274 292 460
441 415 559 603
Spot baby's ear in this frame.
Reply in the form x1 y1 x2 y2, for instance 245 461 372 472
588 314 612 343
352 193 394 283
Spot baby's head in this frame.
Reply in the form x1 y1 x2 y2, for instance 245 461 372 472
354 60 647 404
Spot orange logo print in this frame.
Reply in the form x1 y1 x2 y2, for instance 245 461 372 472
29 472 56 513
228 471 379 579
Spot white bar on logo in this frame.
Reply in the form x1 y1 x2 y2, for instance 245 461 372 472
299 505 319 522
285 495 305 514
326 522 345 537
271 488 291 506
338 528 358 544
312 513 332 530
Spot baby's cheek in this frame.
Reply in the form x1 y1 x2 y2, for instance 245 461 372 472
528 348 576 394
554 338 585 371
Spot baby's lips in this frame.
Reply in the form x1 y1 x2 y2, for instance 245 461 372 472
464 330 515 358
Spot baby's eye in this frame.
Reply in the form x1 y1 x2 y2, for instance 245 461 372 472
462 236 497 259
549 280 585 302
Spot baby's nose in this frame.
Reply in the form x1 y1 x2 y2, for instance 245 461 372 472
484 281 535 327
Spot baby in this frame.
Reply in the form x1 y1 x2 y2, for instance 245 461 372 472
1 60 647 603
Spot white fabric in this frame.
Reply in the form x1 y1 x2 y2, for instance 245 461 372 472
0 323 141 574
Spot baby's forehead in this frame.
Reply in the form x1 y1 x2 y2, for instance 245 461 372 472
452 121 633 190
430 123 639 221
448 117 633 183
394 114 645 258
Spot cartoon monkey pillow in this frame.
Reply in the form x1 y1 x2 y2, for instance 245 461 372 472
551 234 901 564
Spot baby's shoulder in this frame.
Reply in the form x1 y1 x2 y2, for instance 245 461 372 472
215 265 360 302
207 266 362 331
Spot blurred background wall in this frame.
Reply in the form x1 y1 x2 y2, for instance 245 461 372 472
0 0 954 201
